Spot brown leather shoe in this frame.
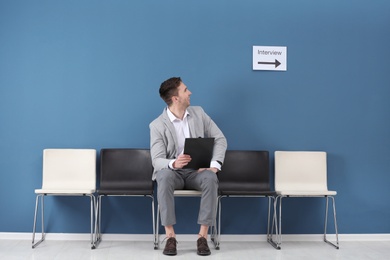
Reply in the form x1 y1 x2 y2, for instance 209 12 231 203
197 237 211 256
163 237 177 256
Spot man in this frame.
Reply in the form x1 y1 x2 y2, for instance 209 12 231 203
150 77 227 256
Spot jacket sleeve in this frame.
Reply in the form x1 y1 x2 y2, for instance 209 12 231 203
150 120 171 173
196 107 228 164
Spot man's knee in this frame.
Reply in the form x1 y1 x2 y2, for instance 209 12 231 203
200 170 218 189
156 169 177 188
203 170 218 181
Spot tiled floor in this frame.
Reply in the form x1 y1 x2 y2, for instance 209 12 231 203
1 238 390 260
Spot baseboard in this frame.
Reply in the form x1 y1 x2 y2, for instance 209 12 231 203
1 232 390 242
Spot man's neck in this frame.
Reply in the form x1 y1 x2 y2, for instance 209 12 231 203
168 105 186 120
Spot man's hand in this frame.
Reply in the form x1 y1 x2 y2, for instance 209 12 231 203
198 167 219 173
173 154 191 169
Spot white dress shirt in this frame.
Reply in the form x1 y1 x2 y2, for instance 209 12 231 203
166 107 221 171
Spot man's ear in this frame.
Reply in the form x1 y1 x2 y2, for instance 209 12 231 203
172 96 178 103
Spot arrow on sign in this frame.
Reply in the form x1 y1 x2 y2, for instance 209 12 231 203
258 59 281 68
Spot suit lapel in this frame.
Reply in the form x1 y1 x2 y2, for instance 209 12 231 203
187 112 197 138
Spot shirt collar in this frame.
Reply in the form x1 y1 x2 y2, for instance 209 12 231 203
167 107 189 122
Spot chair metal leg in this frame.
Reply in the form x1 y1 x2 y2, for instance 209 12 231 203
89 195 96 249
94 195 156 249
324 196 339 249
210 219 215 243
215 196 223 250
274 195 339 250
217 195 280 250
155 204 160 249
32 194 45 249
148 195 158 250
93 195 102 249
211 196 221 250
210 222 219 249
32 194 96 249
269 195 281 249
277 196 283 249
267 196 280 249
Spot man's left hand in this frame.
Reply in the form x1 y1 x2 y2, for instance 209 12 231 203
198 167 219 173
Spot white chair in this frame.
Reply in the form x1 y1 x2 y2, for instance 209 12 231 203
273 151 339 249
32 149 97 249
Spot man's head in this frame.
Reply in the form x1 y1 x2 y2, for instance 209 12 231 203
160 77 191 107
159 77 182 106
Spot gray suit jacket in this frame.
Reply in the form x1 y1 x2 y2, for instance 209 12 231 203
149 106 227 180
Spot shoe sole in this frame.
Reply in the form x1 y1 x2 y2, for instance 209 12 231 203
163 251 177 256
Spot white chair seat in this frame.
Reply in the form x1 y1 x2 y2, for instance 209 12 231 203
173 190 202 196
277 190 337 196
35 189 95 194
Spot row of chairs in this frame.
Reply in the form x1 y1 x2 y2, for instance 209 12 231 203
32 149 339 250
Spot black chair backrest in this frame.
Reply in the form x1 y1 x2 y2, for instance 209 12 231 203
218 150 272 195
99 149 154 195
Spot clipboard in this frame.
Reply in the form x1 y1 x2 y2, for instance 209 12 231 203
183 138 214 169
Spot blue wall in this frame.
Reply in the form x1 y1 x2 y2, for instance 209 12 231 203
1 0 389 235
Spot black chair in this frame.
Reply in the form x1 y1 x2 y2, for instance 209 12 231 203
94 149 157 249
215 150 279 249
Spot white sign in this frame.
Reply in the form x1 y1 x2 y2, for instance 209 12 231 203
253 46 287 71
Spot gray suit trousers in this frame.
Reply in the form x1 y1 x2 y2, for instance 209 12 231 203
156 168 218 227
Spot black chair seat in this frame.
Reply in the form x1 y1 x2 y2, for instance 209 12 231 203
219 182 274 194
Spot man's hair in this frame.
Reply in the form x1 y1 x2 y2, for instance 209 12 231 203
159 77 182 106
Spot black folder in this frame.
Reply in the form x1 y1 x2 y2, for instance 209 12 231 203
183 138 215 169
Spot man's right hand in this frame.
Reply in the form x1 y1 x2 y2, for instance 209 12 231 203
173 154 192 169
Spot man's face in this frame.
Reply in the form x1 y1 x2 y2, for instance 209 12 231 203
175 82 192 108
